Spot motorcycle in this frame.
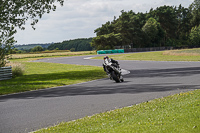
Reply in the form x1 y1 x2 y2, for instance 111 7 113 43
103 58 124 83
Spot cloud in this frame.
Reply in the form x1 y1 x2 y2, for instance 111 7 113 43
14 0 193 44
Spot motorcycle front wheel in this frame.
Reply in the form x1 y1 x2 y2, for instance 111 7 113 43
111 71 120 83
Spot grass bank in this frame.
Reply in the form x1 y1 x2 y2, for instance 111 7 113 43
93 48 200 61
35 89 200 133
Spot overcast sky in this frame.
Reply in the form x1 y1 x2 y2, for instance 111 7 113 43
14 0 194 45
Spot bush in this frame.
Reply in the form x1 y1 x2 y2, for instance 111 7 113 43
70 48 75 52
7 62 25 77
189 25 200 47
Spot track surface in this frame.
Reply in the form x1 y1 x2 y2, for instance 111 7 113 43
1 55 200 133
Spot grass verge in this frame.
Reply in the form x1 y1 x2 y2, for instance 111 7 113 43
93 48 200 61
35 89 200 133
10 51 96 59
0 62 106 95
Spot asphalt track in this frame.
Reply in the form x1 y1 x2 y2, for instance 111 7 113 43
1 54 200 133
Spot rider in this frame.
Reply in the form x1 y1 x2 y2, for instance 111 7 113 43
103 56 120 74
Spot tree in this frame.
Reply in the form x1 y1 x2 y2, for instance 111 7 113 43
148 6 178 40
176 5 192 42
189 0 200 27
91 33 122 50
142 18 165 47
114 10 136 46
31 46 44 52
70 48 75 52
94 21 114 36
189 25 200 47
0 25 16 67
142 18 159 43
93 10 148 49
127 12 148 48
0 0 64 67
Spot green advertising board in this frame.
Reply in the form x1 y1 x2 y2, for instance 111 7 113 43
97 49 124 54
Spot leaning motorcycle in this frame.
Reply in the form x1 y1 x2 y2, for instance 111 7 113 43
103 58 124 83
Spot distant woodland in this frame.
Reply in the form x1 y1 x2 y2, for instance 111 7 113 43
47 38 93 51
14 43 51 50
13 38 93 53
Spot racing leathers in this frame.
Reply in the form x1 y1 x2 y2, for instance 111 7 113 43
103 58 120 74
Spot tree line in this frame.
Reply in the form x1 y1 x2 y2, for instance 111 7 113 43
11 38 93 53
91 0 200 50
14 43 51 50
47 38 93 51
12 45 46 54
12 44 51 53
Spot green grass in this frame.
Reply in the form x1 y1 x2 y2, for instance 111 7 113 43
35 89 200 133
0 62 106 95
10 51 96 59
0 51 104 95
93 49 200 61
173 48 200 54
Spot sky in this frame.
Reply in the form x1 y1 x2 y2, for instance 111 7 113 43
14 0 194 45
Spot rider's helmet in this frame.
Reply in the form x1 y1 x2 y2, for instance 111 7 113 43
104 56 109 60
